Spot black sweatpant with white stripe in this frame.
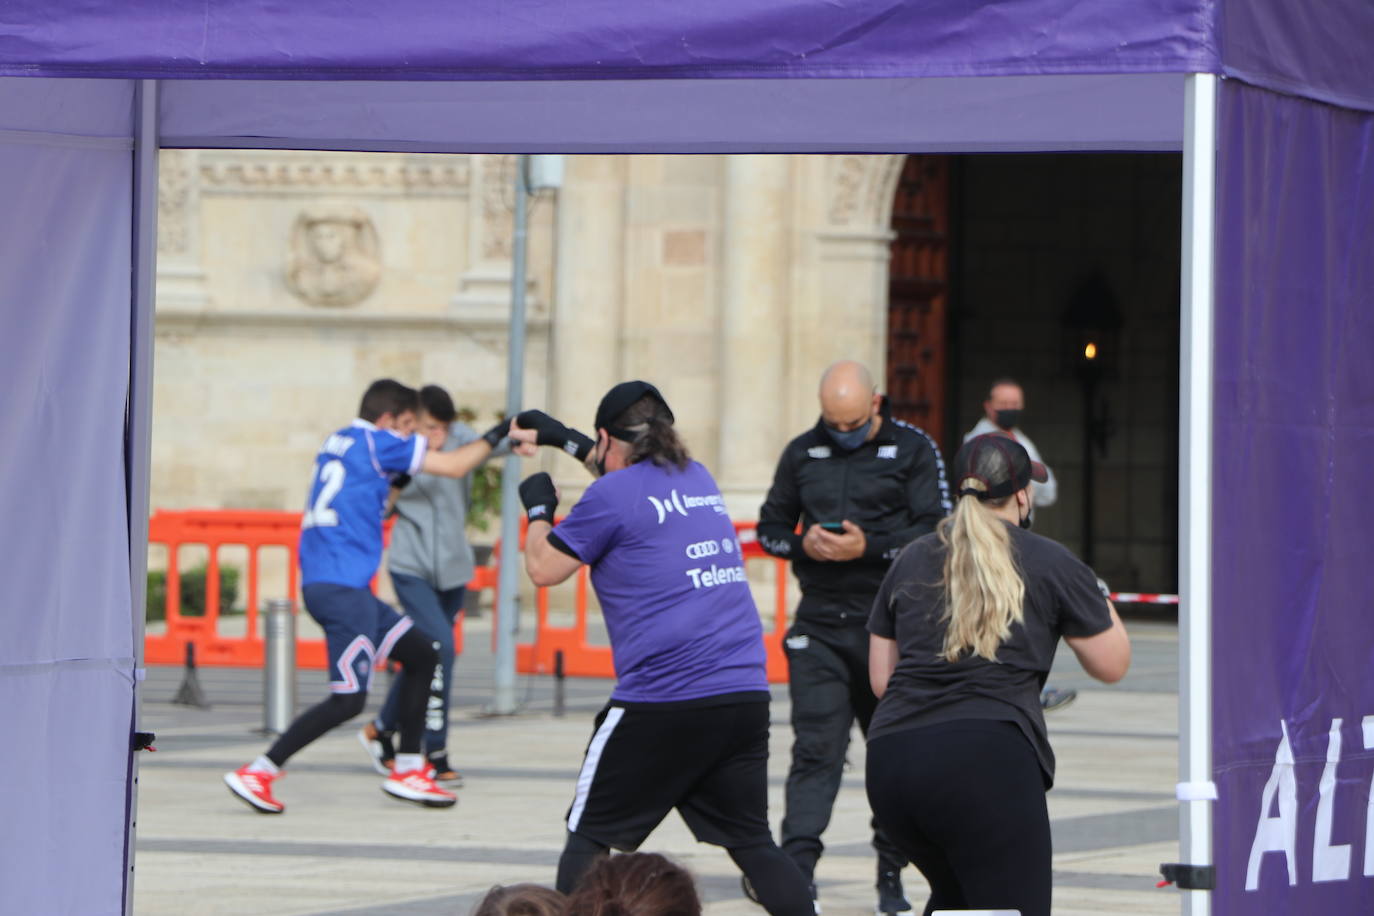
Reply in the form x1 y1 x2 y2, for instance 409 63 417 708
558 696 813 915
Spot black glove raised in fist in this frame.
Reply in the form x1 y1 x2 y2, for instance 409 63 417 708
519 472 559 524
480 417 511 449
516 410 595 461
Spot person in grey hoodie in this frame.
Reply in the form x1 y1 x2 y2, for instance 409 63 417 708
359 384 509 784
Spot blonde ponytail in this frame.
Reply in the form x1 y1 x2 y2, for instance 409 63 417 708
936 483 1025 662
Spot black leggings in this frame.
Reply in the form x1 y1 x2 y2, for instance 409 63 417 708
266 627 438 766
865 720 1051 916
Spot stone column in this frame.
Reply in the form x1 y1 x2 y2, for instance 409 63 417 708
548 156 627 496
716 156 794 518
785 155 900 435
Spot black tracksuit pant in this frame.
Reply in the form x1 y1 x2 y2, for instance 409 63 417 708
780 612 907 881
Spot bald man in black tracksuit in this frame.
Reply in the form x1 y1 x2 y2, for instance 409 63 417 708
758 361 949 915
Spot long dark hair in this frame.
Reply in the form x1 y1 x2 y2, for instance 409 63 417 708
562 853 701 916
610 395 691 470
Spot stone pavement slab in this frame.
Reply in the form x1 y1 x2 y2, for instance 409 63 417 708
133 619 1182 915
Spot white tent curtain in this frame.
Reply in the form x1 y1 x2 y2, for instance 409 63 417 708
0 77 139 913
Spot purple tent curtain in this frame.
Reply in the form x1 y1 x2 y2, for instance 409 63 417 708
1211 79 1374 913
0 79 138 913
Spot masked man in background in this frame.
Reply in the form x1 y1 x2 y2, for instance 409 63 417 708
757 360 950 916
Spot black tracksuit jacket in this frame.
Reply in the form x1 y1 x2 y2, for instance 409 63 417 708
757 407 951 619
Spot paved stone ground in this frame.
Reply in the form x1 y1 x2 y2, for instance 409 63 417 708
132 617 1183 915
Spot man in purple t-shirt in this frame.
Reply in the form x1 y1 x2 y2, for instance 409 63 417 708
515 382 812 916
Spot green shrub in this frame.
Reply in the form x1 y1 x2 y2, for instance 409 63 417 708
455 406 503 534
468 464 502 533
145 562 241 622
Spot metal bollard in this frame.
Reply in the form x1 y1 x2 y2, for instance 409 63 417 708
262 599 297 735
553 649 565 718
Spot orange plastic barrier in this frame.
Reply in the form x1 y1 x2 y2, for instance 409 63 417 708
144 510 793 683
143 510 465 669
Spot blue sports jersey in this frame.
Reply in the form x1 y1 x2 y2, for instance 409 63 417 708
551 460 768 703
299 419 426 588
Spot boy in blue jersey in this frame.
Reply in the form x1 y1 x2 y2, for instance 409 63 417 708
515 382 813 916
225 379 540 814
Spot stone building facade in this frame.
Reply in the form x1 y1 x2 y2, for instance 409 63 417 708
152 152 906 521
152 150 1183 596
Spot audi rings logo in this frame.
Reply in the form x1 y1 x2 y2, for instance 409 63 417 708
685 539 721 560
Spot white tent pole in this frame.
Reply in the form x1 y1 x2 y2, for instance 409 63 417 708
124 78 160 916
492 155 530 715
1177 71 1217 916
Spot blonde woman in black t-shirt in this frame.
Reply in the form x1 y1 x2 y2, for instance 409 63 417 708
865 433 1131 916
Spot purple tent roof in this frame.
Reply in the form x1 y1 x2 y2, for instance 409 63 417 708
1 0 1217 81
1218 0 1374 112
4 1 1370 124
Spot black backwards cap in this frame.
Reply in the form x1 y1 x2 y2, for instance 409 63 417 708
951 432 1049 501
594 380 674 441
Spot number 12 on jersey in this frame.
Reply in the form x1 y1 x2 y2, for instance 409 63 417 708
302 460 345 529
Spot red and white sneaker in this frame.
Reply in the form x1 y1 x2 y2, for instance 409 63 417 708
224 766 285 814
382 765 457 808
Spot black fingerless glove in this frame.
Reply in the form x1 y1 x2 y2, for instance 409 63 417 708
563 428 595 461
481 418 510 449
519 472 559 524
517 410 594 460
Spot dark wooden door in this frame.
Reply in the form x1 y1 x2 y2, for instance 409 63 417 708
886 155 950 446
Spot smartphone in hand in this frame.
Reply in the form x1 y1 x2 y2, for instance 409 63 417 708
818 522 846 534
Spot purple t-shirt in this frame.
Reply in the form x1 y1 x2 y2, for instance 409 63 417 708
551 460 768 703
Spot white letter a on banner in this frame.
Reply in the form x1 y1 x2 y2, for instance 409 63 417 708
1246 720 1298 891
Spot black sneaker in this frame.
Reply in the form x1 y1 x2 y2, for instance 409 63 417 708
876 870 913 916
1040 686 1078 712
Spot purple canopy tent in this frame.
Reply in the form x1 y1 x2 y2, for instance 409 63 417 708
0 2 1370 913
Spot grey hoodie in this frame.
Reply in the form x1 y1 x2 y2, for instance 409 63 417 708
387 422 508 591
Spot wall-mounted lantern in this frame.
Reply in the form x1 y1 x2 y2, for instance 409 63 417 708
1060 272 1123 567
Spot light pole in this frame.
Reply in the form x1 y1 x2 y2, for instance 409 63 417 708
491 155 563 715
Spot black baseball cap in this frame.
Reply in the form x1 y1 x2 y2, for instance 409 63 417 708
594 380 674 440
952 432 1048 500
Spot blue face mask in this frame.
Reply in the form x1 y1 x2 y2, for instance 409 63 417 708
824 419 872 452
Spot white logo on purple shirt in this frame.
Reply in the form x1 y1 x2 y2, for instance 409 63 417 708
685 563 747 589
685 539 721 559
647 489 726 524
